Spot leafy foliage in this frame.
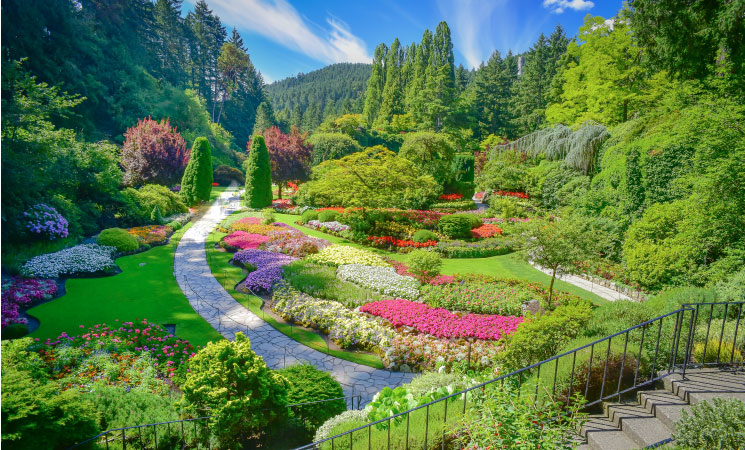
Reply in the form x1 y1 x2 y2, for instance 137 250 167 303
308 133 363 166
262 126 312 197
121 117 190 187
277 364 346 436
96 228 140 252
672 398 745 450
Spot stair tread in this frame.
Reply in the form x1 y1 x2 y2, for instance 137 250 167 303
586 429 639 450
606 403 673 447
664 368 745 404
638 390 688 431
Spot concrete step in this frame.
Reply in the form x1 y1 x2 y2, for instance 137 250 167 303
605 402 673 448
663 368 745 404
637 390 688 432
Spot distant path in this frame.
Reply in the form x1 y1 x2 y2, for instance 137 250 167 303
173 186 414 405
531 264 633 302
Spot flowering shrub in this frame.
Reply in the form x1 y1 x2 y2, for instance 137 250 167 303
21 244 117 278
384 333 500 372
271 285 394 350
471 224 503 239
263 229 331 258
271 198 294 212
1 278 58 327
336 264 420 299
367 235 437 249
23 204 69 240
305 245 388 267
221 231 271 251
439 193 463 201
306 220 350 233
127 225 174 246
38 319 195 385
493 190 529 199
360 299 524 341
287 181 299 193
230 222 285 235
232 249 297 292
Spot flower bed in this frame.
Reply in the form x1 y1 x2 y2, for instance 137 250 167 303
21 244 117 278
230 222 286 235
263 229 331 258
234 216 262 225
305 245 388 267
493 190 529 199
336 264 420 299
360 299 524 341
38 319 195 385
367 235 437 249
433 238 514 258
317 207 347 213
1 277 58 327
127 225 174 246
471 224 503 239
384 333 501 372
420 278 532 316
23 204 69 240
221 231 270 251
271 285 394 351
306 220 350 233
232 249 298 292
439 193 463 201
391 261 455 285
272 198 294 212
387 209 447 229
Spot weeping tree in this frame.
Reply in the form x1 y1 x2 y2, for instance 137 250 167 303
490 121 609 175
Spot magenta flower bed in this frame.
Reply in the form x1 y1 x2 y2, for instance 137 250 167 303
234 217 262 225
1 277 58 327
360 299 524 341
222 231 270 250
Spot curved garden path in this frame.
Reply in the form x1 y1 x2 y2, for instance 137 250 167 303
173 187 414 405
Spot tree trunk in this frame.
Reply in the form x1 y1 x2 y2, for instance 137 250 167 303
216 96 225 125
277 181 283 199
548 267 556 309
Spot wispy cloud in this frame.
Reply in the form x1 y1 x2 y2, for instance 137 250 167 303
543 0 594 14
205 0 371 64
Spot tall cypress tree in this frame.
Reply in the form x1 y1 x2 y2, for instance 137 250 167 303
363 43 388 127
243 135 272 208
180 137 213 204
375 38 404 127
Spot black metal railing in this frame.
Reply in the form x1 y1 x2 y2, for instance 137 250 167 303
69 395 362 450
296 301 744 450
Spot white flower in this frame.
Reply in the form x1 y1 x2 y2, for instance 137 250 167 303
337 264 420 299
21 244 117 278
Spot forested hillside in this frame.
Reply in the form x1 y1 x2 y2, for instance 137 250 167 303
266 63 371 131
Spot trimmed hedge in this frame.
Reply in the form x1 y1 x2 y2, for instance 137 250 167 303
412 230 439 243
317 210 340 223
300 210 319 224
96 228 140 252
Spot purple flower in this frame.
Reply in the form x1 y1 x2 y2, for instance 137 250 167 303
22 204 68 240
232 249 297 293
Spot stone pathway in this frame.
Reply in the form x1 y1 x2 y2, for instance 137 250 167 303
174 187 415 405
531 264 633 302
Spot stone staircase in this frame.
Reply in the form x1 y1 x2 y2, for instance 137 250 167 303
577 368 745 450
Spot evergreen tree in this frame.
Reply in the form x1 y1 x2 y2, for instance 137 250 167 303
472 50 513 138
243 135 272 208
375 38 405 127
253 102 276 135
180 137 213 204
290 104 303 128
407 30 432 111
363 44 388 127
152 0 188 86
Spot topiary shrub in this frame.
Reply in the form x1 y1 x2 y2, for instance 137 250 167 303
96 228 140 252
317 210 340 223
244 135 273 209
412 230 438 243
277 364 346 437
180 137 213 205
407 250 442 282
300 210 318 224
673 398 745 450
437 215 473 239
213 164 245 186
455 213 482 229
180 333 288 447
150 205 164 224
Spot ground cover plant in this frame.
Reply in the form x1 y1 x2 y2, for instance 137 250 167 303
336 264 420 299
20 243 117 278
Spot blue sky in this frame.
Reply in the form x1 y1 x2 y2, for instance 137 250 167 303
184 0 624 84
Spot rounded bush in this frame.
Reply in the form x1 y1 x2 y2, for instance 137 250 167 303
454 213 482 229
318 210 340 223
300 210 318 224
407 249 442 281
167 221 182 231
277 364 346 436
412 229 439 243
437 215 473 239
96 228 139 252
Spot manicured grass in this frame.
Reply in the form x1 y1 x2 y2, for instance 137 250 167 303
204 225 384 369
29 223 224 348
271 213 607 306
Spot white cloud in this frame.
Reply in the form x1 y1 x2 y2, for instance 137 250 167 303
437 0 502 69
543 0 594 14
204 0 371 64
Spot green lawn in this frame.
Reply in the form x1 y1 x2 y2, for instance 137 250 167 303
271 213 607 306
29 223 224 348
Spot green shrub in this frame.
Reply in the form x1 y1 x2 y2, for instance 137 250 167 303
437 215 473 239
1 368 100 450
309 132 363 166
582 300 657 339
340 209 374 233
412 230 438 243
448 153 476 198
262 208 276 225
455 213 482 229
85 385 179 431
244 135 273 209
97 228 140 252
499 301 594 371
399 131 455 184
692 339 744 365
647 287 718 314
150 205 164 224
487 196 527 218
673 398 745 449
119 184 188 225
301 210 319 224
180 136 213 205
318 210 340 223
406 372 477 397
714 268 745 303
213 164 245 185
167 220 182 231
407 250 442 282
1 324 29 340
180 333 288 447
277 364 346 437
